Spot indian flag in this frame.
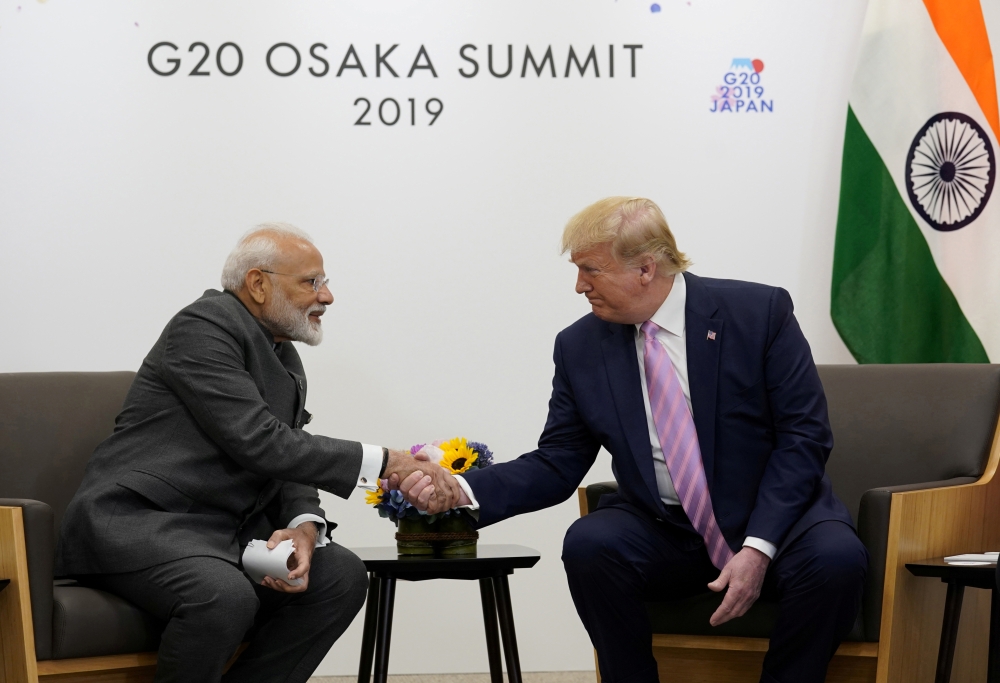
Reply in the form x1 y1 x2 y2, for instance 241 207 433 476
831 0 999 363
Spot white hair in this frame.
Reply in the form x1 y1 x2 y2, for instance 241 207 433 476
220 222 313 292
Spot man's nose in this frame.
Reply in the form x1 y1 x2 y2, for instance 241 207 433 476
317 285 334 304
575 274 591 294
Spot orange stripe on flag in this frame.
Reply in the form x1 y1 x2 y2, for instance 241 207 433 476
923 0 1000 142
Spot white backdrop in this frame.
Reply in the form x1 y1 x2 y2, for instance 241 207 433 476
5 0 1000 675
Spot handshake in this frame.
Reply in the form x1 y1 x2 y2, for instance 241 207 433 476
381 447 474 514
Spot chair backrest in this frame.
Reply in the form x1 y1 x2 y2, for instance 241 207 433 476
0 372 135 536
819 364 1000 524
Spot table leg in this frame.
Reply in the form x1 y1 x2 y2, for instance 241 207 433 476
935 581 965 683
480 578 504 683
988 587 1000 683
373 577 397 683
357 574 380 683
493 574 522 683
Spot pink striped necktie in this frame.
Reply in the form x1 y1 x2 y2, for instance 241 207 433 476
641 320 733 570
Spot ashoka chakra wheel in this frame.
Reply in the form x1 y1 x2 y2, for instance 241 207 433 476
905 111 995 232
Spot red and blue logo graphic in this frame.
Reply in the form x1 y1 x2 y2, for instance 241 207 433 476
710 58 772 113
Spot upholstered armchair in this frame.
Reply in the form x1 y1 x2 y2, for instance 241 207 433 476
579 364 1000 683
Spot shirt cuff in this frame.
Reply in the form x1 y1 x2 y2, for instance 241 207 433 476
742 536 777 559
454 475 480 511
358 443 384 490
288 513 330 548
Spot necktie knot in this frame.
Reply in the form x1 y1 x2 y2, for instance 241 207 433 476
641 320 659 340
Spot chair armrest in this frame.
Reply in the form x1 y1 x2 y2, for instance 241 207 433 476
0 498 55 660
856 477 977 642
579 481 619 516
875 449 1000 681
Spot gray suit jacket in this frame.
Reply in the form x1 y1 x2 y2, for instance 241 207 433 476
56 289 363 576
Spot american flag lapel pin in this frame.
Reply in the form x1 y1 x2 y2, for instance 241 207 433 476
707 330 717 341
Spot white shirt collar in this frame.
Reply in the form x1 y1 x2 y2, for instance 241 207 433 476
635 272 686 337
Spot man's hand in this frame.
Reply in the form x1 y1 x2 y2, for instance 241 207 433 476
395 466 472 512
260 522 317 594
382 449 463 514
707 546 770 626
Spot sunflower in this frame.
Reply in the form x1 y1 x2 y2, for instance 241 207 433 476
438 437 479 474
365 487 387 506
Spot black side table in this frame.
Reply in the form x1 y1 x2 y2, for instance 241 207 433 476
906 558 999 683
0 578 8 593
352 544 540 683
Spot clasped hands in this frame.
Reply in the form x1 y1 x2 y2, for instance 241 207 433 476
382 448 470 514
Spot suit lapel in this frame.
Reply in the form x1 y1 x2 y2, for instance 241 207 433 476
684 273 723 491
600 322 666 515
288 369 306 418
276 344 308 422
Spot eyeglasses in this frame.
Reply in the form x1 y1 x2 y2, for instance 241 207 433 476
260 270 330 292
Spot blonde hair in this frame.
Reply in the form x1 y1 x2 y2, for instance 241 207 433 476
561 197 691 275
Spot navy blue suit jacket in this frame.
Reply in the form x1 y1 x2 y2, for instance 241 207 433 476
463 273 853 555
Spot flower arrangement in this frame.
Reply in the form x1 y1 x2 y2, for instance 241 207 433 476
367 437 494 524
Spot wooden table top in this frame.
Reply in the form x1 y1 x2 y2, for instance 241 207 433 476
351 544 541 581
906 557 997 590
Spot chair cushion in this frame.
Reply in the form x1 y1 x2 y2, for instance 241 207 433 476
819 364 1000 524
645 593 865 642
50 585 162 660
0 372 135 535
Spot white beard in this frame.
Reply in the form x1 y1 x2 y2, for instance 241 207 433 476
262 287 324 346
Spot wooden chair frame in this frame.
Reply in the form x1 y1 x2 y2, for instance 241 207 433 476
0 505 157 683
578 412 1000 683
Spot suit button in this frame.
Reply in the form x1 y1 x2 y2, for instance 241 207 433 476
298 380 304 390
295 421 302 428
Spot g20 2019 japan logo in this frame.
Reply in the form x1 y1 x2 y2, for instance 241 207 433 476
709 58 773 114
905 112 995 231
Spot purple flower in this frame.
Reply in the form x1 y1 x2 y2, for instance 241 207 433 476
409 443 425 455
468 442 494 467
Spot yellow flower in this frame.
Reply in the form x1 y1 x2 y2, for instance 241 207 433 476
439 437 478 474
365 487 386 505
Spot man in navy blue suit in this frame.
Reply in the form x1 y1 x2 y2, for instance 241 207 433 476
395 197 867 683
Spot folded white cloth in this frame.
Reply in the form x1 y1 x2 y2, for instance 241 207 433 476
242 539 303 586
944 552 999 564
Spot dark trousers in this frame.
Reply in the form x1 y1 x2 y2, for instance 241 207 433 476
562 502 867 683
85 543 369 683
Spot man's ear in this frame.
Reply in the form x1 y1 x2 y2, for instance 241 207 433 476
245 269 268 304
638 258 657 285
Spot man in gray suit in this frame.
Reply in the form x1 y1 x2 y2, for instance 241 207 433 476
56 223 460 683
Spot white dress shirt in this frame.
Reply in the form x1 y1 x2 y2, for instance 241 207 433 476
458 273 775 559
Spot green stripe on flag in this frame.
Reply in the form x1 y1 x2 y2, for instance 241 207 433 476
831 106 988 363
